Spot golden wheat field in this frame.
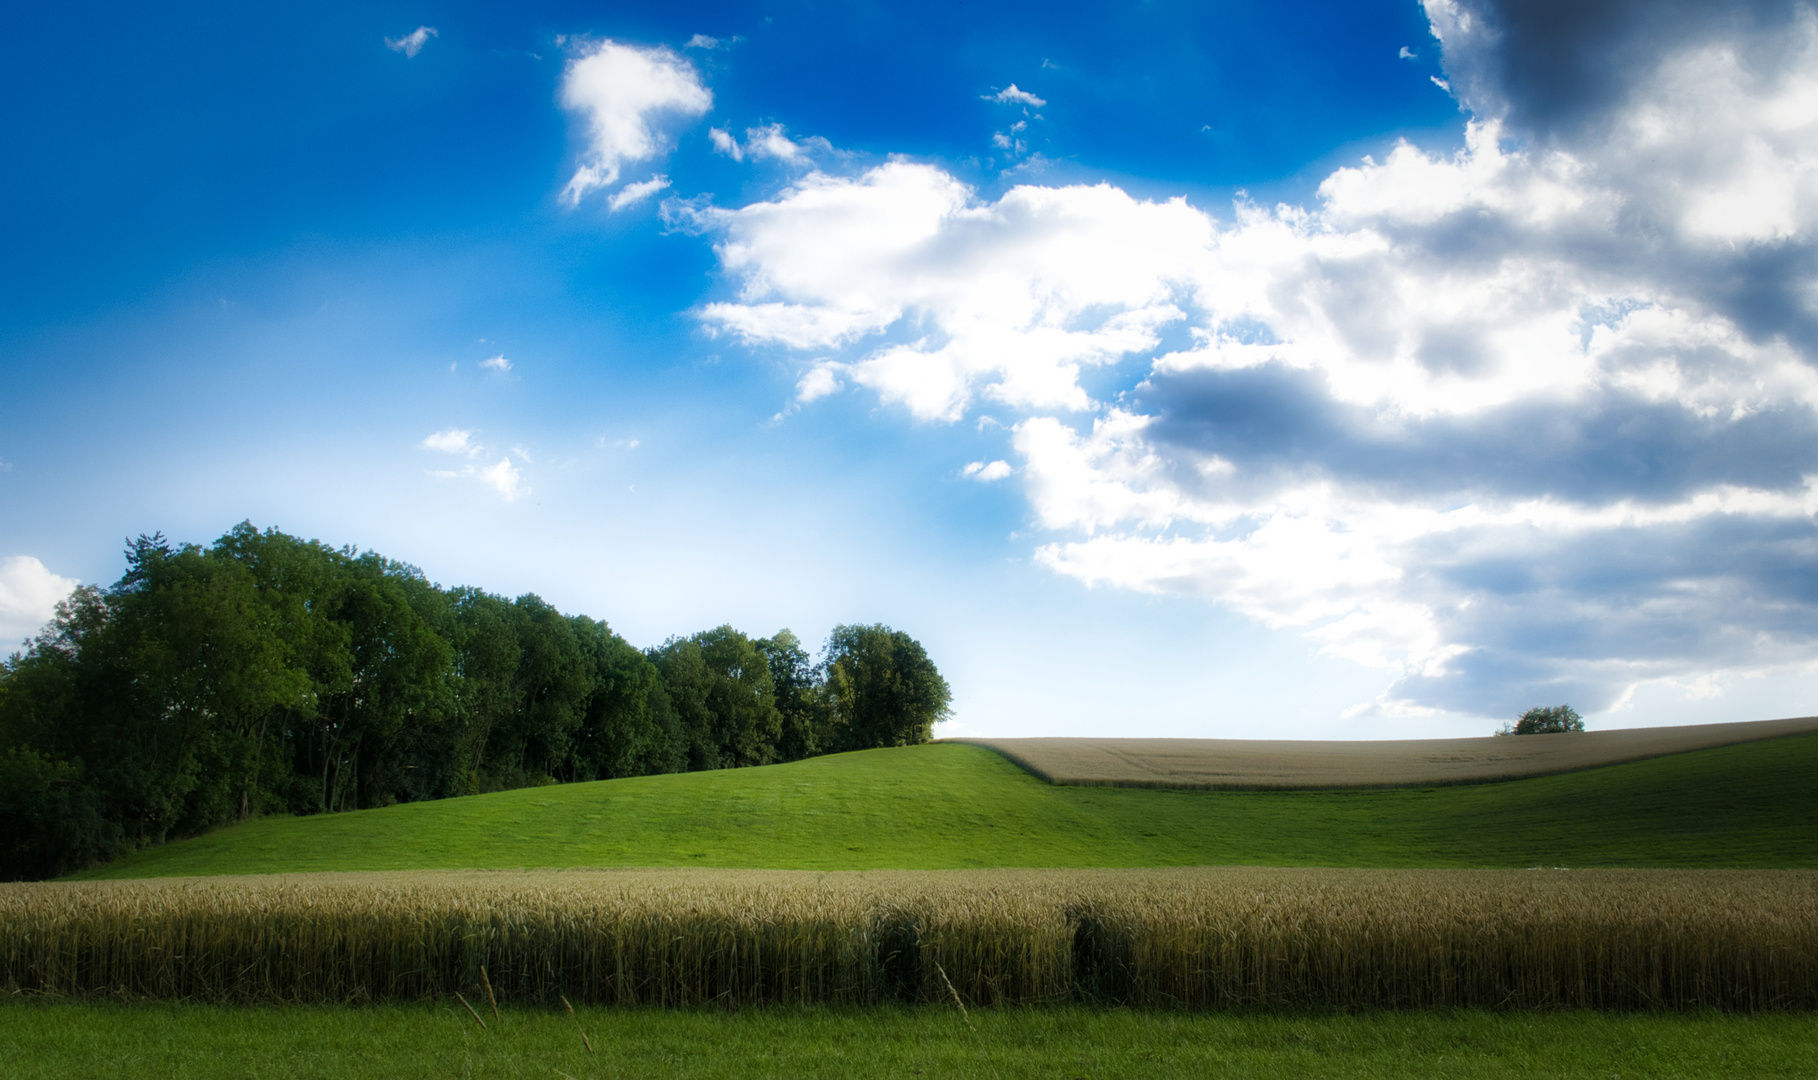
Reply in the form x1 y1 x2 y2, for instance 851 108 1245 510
3 867 1814 1011
954 715 1818 789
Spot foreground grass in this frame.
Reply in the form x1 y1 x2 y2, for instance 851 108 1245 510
76 733 1818 879
2 1001 1815 1079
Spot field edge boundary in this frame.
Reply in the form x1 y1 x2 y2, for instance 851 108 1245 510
943 720 1818 792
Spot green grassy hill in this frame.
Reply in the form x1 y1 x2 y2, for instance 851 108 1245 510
72 734 1818 880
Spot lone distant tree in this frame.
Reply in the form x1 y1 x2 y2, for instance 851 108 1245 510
1496 705 1584 736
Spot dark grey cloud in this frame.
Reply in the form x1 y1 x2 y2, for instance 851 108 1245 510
1432 0 1806 139
1139 363 1818 507
1026 0 1818 716
698 0 1818 722
1429 0 1818 357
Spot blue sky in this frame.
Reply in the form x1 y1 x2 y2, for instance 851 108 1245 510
6 0 1818 739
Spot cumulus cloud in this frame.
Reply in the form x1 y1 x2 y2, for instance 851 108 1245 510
696 0 1818 718
385 26 436 58
0 556 77 647
698 163 1209 420
685 34 721 50
559 40 712 204
609 174 672 211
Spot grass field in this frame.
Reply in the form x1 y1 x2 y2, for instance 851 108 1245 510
3 1001 1816 1079
73 732 1818 880
18 732 1818 1078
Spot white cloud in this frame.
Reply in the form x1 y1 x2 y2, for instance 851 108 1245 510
559 40 712 204
480 354 513 372
708 124 814 165
478 457 525 500
685 34 720 50
987 84 1047 108
963 460 1013 482
421 429 478 455
694 0 1818 717
0 556 78 646
385 26 437 58
422 429 527 500
744 123 806 163
609 174 672 211
698 162 1210 420
1400 46 1418 60
796 362 844 402
709 127 742 161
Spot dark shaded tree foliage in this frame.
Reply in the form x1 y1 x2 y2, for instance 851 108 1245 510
822 624 953 751
0 524 947 879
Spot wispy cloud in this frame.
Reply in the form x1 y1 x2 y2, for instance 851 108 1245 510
559 40 712 204
385 26 437 59
709 127 742 161
685 34 720 50
709 123 816 165
986 84 1047 107
985 84 1045 157
421 429 478 455
480 354 512 372
421 429 527 500
476 457 524 500
963 460 1013 482
744 123 805 162
608 174 671 211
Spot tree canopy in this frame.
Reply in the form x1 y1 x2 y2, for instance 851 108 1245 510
1496 705 1584 736
0 523 948 880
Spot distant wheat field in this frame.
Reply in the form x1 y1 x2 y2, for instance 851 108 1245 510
4 867 1815 1010
952 715 1818 790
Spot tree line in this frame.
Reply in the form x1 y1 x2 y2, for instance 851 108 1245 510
0 524 951 880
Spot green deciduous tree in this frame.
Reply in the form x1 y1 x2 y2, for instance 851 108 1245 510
758 629 825 761
821 624 950 751
0 522 953 879
1496 704 1584 736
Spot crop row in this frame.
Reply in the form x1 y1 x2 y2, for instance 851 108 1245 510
2 868 1813 1010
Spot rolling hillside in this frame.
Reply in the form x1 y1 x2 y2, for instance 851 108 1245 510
72 733 1818 880
958 716 1818 788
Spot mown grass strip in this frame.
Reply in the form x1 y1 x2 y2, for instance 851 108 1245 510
3 1000 1817 1080
66 733 1818 880
5 868 1814 1010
